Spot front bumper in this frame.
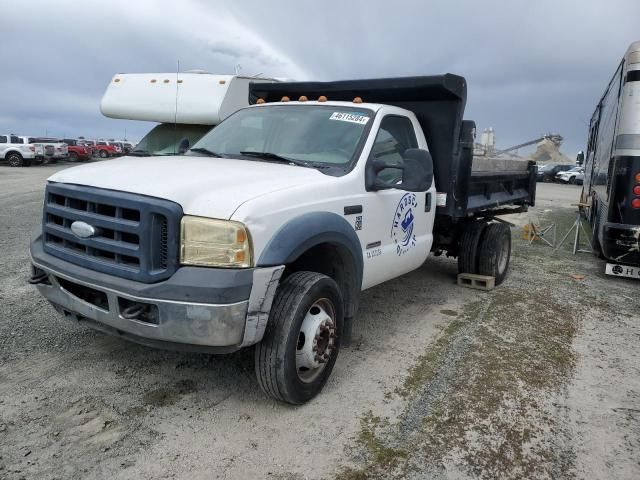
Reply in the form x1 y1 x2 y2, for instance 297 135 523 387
30 235 284 352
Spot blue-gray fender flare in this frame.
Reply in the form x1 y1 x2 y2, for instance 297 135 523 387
257 211 363 309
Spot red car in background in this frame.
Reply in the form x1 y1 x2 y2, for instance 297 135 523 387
62 139 92 162
93 140 120 158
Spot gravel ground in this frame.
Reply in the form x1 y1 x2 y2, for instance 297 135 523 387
0 164 638 479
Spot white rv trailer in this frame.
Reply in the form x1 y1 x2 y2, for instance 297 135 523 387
100 72 279 156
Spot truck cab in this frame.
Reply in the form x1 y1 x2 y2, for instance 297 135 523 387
30 75 535 404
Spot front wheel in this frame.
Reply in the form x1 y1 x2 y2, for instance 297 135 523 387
99 150 108 158
255 271 343 404
569 176 576 185
69 152 79 162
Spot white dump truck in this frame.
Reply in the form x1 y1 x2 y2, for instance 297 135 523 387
100 71 279 156
30 75 536 404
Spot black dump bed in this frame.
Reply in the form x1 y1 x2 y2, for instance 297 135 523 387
250 75 535 220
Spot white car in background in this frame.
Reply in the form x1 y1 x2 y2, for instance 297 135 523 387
0 134 37 167
556 166 584 184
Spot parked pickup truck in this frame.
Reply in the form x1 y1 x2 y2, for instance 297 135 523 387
28 138 69 163
29 75 536 404
93 141 120 158
62 139 93 162
0 134 37 167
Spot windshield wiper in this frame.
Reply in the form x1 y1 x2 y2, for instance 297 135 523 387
189 147 224 158
240 151 313 168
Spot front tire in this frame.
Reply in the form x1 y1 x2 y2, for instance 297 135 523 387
99 150 108 158
69 152 79 162
477 223 511 285
569 176 576 185
255 271 343 404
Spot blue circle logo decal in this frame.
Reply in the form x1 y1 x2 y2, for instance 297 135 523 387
391 193 418 256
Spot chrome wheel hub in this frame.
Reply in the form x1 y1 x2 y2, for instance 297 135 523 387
296 299 336 383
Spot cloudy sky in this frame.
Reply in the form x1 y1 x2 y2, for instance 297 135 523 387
1 0 638 155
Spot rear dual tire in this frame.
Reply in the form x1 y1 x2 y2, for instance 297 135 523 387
255 271 343 405
477 223 511 285
457 222 511 286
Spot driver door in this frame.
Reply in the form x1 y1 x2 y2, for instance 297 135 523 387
360 114 435 289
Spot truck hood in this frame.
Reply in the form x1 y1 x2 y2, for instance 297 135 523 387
48 156 332 219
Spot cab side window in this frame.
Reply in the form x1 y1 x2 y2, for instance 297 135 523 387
370 116 418 184
0 136 7 144
10 136 22 144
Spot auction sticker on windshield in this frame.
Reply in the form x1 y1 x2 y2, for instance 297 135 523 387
329 112 370 125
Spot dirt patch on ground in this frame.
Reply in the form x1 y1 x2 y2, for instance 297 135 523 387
336 205 639 479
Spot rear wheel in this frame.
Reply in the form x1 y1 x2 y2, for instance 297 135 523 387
99 150 108 158
457 222 486 274
7 152 24 167
255 271 343 404
69 152 79 162
477 223 512 285
569 176 576 185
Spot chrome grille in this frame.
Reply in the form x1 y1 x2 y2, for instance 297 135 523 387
43 183 182 283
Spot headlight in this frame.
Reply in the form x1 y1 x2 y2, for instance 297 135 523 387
180 216 252 268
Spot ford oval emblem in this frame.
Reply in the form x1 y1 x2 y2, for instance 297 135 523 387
71 221 96 238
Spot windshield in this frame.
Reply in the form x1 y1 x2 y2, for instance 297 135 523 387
133 123 212 156
188 105 374 170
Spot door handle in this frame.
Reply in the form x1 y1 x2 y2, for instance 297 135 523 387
425 192 432 212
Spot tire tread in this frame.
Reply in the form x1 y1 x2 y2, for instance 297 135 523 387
255 271 337 403
477 223 511 285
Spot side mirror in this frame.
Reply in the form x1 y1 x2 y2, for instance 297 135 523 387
177 138 190 155
365 157 404 191
400 148 434 192
365 148 433 192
